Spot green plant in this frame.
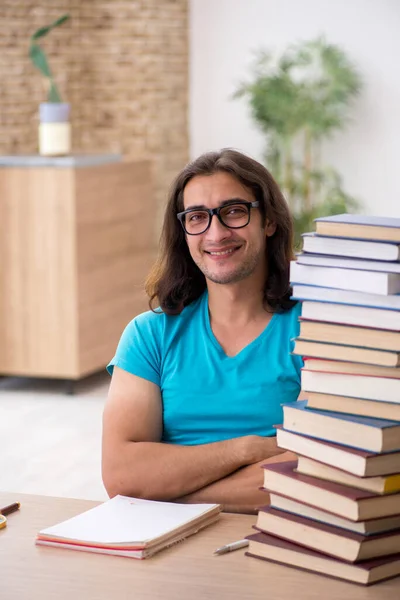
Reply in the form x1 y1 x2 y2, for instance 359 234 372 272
29 14 70 103
235 37 362 248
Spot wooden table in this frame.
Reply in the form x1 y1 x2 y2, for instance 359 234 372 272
1 492 399 600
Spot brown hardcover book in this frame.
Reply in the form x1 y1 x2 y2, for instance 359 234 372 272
255 507 400 562
275 426 400 477
246 532 400 585
306 392 400 421
268 494 400 536
293 339 400 367
298 320 400 352
262 461 400 521
314 214 400 243
304 358 400 378
296 456 400 495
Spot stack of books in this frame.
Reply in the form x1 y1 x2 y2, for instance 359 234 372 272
246 214 400 585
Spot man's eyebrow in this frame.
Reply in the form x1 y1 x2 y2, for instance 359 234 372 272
184 197 249 211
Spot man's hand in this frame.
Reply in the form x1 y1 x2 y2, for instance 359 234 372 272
177 450 297 514
237 435 287 466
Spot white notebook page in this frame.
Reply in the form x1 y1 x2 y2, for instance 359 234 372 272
39 495 219 545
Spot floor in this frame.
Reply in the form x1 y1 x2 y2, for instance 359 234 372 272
0 372 110 501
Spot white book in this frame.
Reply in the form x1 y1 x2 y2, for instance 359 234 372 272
290 261 400 295
297 253 400 273
302 233 400 261
300 300 400 330
36 495 220 559
301 369 400 404
291 284 400 310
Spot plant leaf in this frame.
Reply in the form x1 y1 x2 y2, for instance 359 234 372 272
29 44 52 78
31 13 70 41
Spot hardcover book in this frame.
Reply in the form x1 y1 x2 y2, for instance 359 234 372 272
296 455 400 495
298 320 400 352
291 284 400 310
255 507 400 562
303 358 400 378
297 253 400 273
314 214 400 243
262 460 400 521
282 400 400 453
305 391 400 422
293 339 400 367
301 369 400 404
290 261 400 295
302 233 400 261
246 532 400 585
275 426 400 477
268 494 400 536
300 300 400 332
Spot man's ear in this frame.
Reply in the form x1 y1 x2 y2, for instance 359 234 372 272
265 221 277 237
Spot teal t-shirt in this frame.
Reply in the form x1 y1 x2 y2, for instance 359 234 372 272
107 292 302 446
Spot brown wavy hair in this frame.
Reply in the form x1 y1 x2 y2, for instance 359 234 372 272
146 148 296 315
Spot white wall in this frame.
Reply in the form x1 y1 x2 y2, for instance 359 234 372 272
189 0 400 216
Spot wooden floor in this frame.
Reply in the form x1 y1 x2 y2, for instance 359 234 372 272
0 372 109 501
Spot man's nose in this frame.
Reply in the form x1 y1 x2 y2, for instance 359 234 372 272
204 213 231 241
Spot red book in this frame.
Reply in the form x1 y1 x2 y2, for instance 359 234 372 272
255 506 400 562
246 532 400 585
262 460 400 521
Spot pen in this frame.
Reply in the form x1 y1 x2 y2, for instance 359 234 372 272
214 538 249 555
0 502 20 516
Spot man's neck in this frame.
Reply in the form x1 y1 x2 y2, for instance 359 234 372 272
207 281 267 327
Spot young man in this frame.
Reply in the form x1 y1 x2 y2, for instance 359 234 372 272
102 149 302 514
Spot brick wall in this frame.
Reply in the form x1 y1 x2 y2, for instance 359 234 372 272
0 0 189 206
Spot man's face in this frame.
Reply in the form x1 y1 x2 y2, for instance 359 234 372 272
182 172 276 285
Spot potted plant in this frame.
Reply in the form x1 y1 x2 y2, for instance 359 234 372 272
29 14 71 156
235 37 362 248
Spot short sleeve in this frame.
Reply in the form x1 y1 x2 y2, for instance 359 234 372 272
107 311 163 386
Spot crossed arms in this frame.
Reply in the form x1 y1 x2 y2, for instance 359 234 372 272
102 367 295 514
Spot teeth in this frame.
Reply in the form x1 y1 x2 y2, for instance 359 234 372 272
208 248 236 256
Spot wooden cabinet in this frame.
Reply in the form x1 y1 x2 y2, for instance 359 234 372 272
0 157 156 379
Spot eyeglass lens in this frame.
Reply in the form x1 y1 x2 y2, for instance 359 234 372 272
183 203 250 234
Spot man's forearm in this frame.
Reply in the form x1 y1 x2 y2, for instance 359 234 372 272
176 451 296 514
102 436 285 502
177 468 268 515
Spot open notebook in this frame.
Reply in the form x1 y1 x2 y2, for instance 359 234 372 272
36 495 221 559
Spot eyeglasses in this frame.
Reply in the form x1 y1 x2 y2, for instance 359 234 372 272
177 201 260 235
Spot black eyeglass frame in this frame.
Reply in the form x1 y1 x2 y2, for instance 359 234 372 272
176 200 260 236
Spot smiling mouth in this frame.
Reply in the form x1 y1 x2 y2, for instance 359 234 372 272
204 246 241 257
